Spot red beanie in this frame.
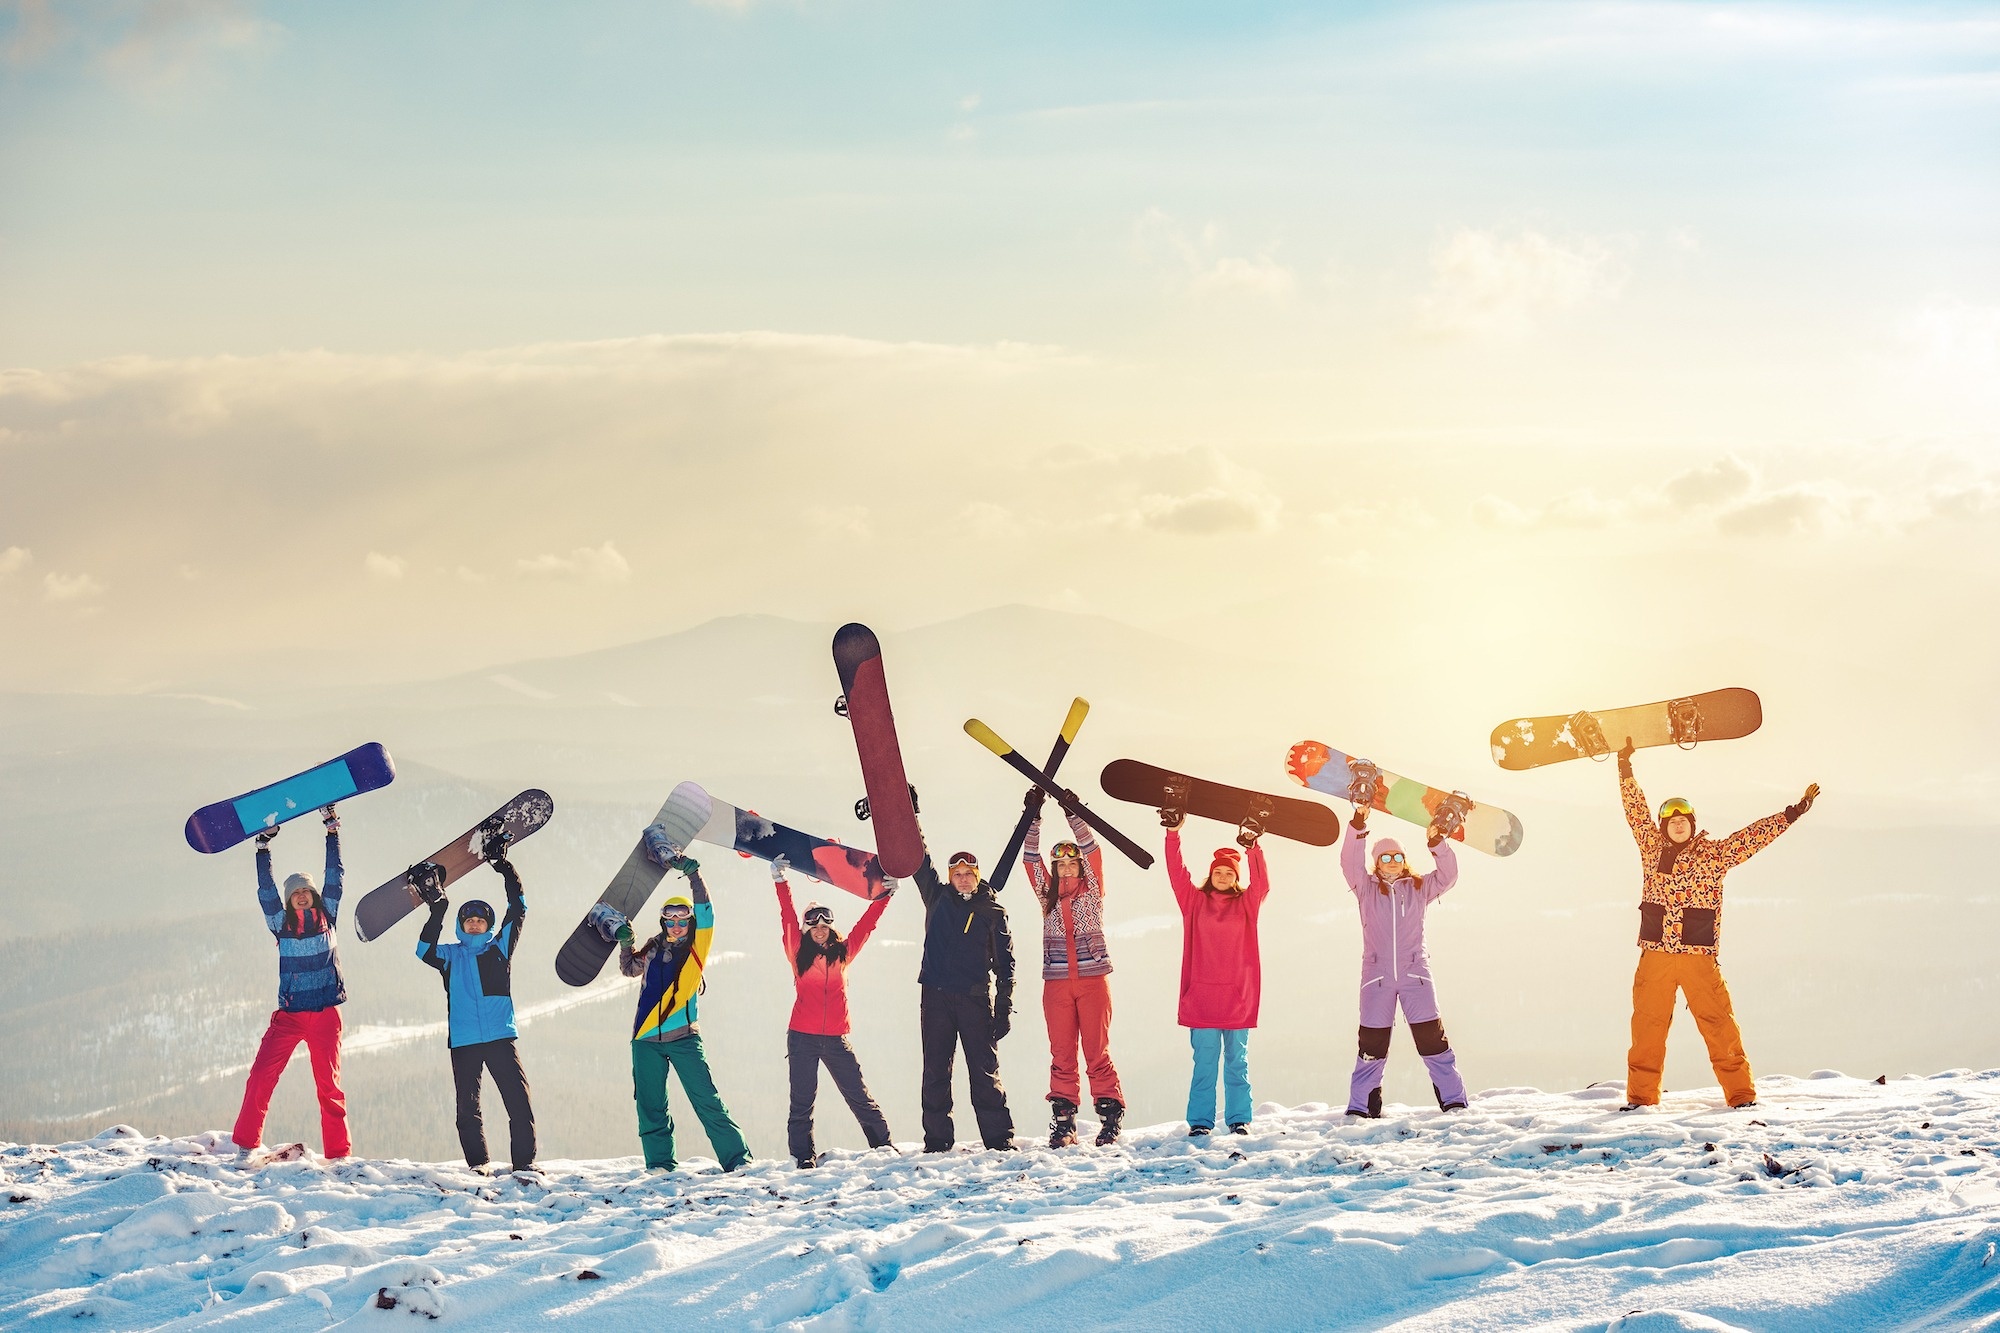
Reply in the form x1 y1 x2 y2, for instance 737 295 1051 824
1209 847 1242 876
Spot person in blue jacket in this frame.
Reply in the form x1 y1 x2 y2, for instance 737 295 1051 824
415 827 536 1174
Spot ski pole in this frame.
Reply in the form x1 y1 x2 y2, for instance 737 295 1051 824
964 718 1155 870
986 697 1090 892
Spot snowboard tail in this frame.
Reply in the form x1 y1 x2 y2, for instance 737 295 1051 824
185 743 396 853
1099 759 1341 847
1489 688 1762 771
833 623 925 878
1285 741 1524 857
695 797 889 901
353 789 555 942
555 782 711 988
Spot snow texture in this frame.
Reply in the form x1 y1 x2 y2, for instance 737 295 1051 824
4 1074 1999 1330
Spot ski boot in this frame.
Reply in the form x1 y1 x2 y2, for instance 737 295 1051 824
1048 1098 1079 1148
1093 1097 1124 1146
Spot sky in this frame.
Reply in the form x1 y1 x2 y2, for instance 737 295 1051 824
1 0 1996 711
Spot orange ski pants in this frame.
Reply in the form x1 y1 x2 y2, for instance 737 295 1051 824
1043 975 1123 1107
1626 950 1754 1108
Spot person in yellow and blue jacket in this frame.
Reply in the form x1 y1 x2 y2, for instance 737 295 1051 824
616 824 752 1173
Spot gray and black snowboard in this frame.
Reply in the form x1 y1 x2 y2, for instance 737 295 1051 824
554 782 710 988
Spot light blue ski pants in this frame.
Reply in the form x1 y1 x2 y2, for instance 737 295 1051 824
1186 1027 1251 1129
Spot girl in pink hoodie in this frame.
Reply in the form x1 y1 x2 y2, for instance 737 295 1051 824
1162 811 1270 1135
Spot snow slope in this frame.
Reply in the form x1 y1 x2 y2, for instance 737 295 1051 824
4 1074 1998 1331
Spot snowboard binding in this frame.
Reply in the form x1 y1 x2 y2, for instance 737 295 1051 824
586 901 630 945
1667 696 1704 748
833 695 849 718
1345 759 1382 809
1160 775 1192 830
406 861 448 906
853 783 919 822
1237 798 1272 848
1430 792 1473 842
478 818 514 863
1567 710 1612 760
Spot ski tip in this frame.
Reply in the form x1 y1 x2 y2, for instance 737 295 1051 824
963 718 1010 756
1061 697 1090 741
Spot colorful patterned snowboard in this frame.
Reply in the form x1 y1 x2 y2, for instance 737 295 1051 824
695 796 889 902
353 789 556 942
988 697 1089 893
1488 687 1763 771
1100 759 1342 846
555 782 710 987
185 742 396 853
964 719 1154 869
833 623 925 878
1285 741 1524 857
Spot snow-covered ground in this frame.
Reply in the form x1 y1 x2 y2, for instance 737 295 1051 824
4 1073 1998 1331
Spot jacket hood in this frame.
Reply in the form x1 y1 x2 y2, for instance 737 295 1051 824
455 921 497 950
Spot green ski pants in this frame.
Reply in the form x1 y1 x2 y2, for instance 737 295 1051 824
631 1035 751 1172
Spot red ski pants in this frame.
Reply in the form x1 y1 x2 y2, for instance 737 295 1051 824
233 1007 350 1157
1043 975 1123 1106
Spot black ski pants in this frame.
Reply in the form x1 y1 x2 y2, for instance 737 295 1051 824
451 1037 536 1171
787 1030 892 1163
920 985 1014 1152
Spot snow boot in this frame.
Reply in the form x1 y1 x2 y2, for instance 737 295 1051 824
1093 1097 1124 1146
1346 1088 1383 1119
1187 1125 1211 1137
1049 1098 1079 1148
1228 1123 1250 1135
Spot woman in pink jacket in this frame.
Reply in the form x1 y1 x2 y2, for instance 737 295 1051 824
1162 810 1270 1135
1340 806 1466 1118
773 855 895 1167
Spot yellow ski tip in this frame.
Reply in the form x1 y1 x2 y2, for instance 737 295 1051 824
1060 697 1089 743
964 719 1012 756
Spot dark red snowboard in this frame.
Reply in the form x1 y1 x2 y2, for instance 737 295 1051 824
833 623 924 878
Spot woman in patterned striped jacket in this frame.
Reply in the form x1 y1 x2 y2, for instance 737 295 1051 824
1022 791 1125 1149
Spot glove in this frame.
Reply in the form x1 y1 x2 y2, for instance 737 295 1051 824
1349 807 1369 832
615 923 634 946
1236 820 1262 849
671 855 700 876
1784 782 1820 824
990 1008 1012 1042
1617 737 1635 778
1159 806 1184 831
880 876 897 897
254 826 280 849
770 853 789 882
1426 823 1445 849
321 806 340 834
409 864 446 907
1024 786 1046 816
481 825 514 863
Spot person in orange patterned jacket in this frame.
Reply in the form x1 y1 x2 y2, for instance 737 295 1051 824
1616 736 1818 1111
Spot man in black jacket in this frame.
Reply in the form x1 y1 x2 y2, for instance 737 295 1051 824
914 849 1016 1152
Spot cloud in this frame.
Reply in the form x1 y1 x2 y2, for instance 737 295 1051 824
1135 487 1279 536
1662 456 1757 510
0 545 28 576
1899 300 2000 376
1418 228 1625 337
1471 490 1618 530
1714 487 1840 538
42 571 104 601
806 506 871 540
1132 209 1295 303
4 0 274 82
515 541 631 583
364 552 407 580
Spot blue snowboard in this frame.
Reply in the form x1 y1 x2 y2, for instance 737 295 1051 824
184 743 396 853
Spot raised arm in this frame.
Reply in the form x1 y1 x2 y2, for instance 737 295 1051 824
1245 839 1271 911
319 811 345 917
493 858 526 955
844 891 893 963
416 899 448 972
255 844 284 935
1164 827 1197 913
1022 814 1049 895
1064 808 1104 894
1714 812 1790 868
618 932 655 977
687 866 716 968
1340 817 1370 897
1420 836 1460 902
1618 743 1659 858
775 871 802 959
912 853 945 908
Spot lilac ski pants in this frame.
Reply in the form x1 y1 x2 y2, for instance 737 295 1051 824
1347 971 1467 1114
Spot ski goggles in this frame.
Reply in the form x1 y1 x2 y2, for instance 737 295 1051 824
802 905 835 927
1657 797 1695 821
947 851 980 870
1051 842 1082 862
1377 851 1407 866
660 909 694 929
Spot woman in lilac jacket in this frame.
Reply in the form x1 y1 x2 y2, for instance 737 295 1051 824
1340 806 1466 1118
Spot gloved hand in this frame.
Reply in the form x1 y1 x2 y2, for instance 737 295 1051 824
615 923 635 946
1617 737 1636 778
990 1008 1012 1042
879 876 898 898
671 855 700 876
481 825 513 863
1426 823 1446 849
1024 786 1046 816
254 826 280 849
1349 806 1369 832
1159 806 1184 831
410 864 446 907
770 854 789 882
1785 782 1820 824
1236 820 1263 849
321 806 340 834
